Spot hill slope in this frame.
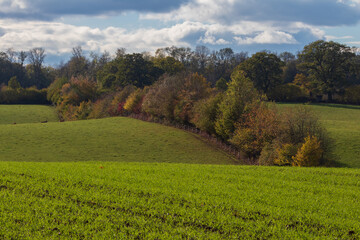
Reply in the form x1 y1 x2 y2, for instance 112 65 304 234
0 117 237 165
0 105 58 124
279 103 360 168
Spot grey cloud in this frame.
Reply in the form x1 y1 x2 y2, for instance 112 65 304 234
0 0 189 20
231 0 360 26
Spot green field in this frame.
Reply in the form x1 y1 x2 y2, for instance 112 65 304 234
1 104 360 239
0 116 237 165
0 105 59 124
280 103 360 168
1 161 359 239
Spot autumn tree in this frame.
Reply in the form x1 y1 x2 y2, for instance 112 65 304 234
215 70 259 140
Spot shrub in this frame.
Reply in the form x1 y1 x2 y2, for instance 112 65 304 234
60 76 98 106
274 143 298 166
258 144 277 166
75 101 93 120
267 83 308 102
292 136 323 167
124 89 145 114
88 96 112 119
109 85 137 116
342 85 360 105
47 77 68 104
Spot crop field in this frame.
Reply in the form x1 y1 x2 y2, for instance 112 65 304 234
0 105 59 124
0 161 359 239
1 104 360 239
279 103 360 168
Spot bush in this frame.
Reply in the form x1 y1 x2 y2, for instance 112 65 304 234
60 76 98 105
124 89 145 114
258 144 277 166
267 83 308 102
342 85 360 105
274 143 298 166
88 96 113 119
47 77 68 104
0 87 49 104
109 85 137 116
292 136 323 167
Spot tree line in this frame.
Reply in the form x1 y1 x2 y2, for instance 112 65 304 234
1 40 359 166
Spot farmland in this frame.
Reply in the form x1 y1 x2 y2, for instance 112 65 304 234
1 104 360 239
1 161 360 239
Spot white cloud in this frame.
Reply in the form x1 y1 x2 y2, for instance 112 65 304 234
0 20 209 55
0 18 326 59
325 35 353 40
234 31 297 45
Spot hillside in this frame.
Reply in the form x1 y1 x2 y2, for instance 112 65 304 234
0 116 237 165
0 105 59 125
279 103 360 168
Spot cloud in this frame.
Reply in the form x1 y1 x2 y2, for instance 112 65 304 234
234 31 297 45
0 20 209 55
143 0 360 26
0 0 189 20
0 18 324 61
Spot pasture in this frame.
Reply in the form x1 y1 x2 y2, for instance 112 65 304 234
0 105 58 125
0 116 237 165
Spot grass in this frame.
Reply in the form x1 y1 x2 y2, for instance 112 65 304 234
1 161 360 239
1 104 360 239
0 105 58 124
279 103 360 168
0 117 237 165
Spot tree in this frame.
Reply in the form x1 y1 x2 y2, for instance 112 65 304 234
28 48 47 88
98 53 163 89
8 76 21 89
298 40 356 101
215 70 259 140
152 56 184 75
237 51 283 94
230 103 280 159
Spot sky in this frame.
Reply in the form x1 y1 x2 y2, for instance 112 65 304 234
1 0 360 64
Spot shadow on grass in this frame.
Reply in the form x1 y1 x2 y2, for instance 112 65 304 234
310 103 360 110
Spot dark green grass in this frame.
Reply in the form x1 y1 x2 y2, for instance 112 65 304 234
279 103 360 168
1 161 359 239
0 105 58 124
0 117 237 165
